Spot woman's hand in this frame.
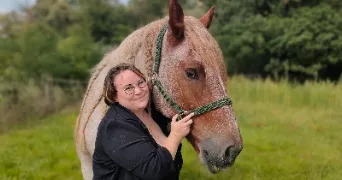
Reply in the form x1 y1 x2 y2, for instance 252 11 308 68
162 112 194 159
169 113 194 140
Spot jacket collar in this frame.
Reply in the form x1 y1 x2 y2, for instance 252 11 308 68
110 102 148 129
110 102 141 121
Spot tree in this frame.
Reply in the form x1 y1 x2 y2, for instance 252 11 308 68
200 0 342 81
80 0 136 44
127 0 168 26
31 0 79 35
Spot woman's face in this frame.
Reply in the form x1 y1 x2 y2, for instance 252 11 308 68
114 70 149 112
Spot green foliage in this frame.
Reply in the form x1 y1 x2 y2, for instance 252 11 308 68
0 79 85 133
17 24 60 80
32 0 80 35
1 23 60 82
0 37 21 81
1 0 197 84
203 0 342 81
1 77 341 179
56 29 101 79
0 0 104 83
83 1 136 44
2 0 342 87
128 0 168 25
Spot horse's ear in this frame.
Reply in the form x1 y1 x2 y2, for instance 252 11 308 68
200 6 216 29
168 0 184 40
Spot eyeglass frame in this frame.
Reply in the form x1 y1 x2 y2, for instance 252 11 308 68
121 78 147 95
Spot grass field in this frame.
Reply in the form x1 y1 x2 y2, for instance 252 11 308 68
1 77 341 180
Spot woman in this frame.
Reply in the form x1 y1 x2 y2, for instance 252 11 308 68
92 63 194 180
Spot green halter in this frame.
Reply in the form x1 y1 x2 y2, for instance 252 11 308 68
152 24 232 120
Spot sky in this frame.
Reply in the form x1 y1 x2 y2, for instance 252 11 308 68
0 0 35 13
0 0 129 13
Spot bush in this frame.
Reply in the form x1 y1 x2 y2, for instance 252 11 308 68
206 1 342 82
0 78 85 133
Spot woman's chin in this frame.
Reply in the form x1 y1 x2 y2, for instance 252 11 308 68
136 100 149 110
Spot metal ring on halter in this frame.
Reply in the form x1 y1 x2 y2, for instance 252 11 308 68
177 110 189 121
150 73 158 85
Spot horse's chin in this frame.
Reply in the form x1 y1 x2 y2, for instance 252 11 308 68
199 150 235 174
206 163 222 174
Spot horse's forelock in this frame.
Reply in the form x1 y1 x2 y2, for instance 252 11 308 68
184 17 228 88
184 17 226 72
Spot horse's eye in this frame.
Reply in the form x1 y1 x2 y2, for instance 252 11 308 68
185 69 199 80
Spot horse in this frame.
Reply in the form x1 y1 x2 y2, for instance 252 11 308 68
75 0 243 179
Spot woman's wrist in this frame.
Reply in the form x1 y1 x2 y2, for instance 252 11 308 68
168 132 182 144
163 133 182 159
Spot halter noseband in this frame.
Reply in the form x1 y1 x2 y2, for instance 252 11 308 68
151 24 232 120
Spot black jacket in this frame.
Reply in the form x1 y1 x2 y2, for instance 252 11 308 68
92 102 183 180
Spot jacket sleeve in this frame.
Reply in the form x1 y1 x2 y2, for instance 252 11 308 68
102 117 176 180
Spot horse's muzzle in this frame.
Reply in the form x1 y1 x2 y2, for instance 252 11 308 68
200 139 243 173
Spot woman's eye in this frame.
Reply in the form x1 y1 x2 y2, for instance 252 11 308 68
185 69 198 80
137 80 143 86
137 79 146 87
124 86 134 91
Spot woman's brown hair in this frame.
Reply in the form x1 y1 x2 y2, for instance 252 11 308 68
103 63 146 105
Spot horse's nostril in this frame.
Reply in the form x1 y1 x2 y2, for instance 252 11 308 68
224 146 232 159
203 150 209 157
223 145 242 161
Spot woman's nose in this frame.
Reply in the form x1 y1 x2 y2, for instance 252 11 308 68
134 86 143 94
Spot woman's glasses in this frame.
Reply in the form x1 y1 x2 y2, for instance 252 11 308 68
123 79 147 95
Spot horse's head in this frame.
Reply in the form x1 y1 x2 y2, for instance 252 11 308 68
151 0 243 174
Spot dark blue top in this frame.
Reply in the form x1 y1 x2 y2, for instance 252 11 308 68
92 102 183 180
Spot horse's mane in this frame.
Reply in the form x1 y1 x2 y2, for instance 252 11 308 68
75 18 167 150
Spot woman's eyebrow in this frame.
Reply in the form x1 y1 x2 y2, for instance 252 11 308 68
122 79 143 87
123 84 133 87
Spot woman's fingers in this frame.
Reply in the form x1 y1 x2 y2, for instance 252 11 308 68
178 112 195 122
172 112 194 123
185 119 193 126
172 114 178 122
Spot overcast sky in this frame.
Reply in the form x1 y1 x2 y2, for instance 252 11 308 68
0 0 35 13
0 0 129 13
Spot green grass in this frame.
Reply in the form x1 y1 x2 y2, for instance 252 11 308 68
180 77 342 180
1 77 341 179
0 112 82 180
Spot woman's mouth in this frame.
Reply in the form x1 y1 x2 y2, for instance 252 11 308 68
135 93 147 101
